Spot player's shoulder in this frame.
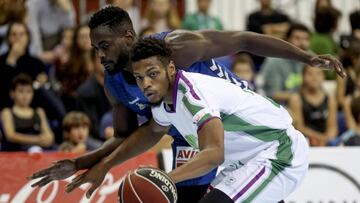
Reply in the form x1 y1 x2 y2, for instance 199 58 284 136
147 31 172 40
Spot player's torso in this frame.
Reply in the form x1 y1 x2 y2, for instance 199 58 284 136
153 71 295 166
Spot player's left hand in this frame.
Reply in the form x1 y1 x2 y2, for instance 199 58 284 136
65 161 109 198
310 54 346 78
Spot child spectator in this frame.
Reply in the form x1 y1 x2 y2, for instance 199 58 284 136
1 74 54 151
59 111 91 153
289 65 338 146
231 54 256 91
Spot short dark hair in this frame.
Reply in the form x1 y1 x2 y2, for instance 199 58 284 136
11 73 33 90
88 6 134 35
286 23 310 39
314 8 341 33
351 96 360 123
131 38 172 66
62 111 91 134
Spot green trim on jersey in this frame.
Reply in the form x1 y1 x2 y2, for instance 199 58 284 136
184 134 199 149
183 96 202 116
178 83 187 94
220 112 293 202
220 112 293 165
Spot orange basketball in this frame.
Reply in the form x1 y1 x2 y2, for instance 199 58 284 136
118 167 178 203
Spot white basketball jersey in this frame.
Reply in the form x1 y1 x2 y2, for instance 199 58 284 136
152 71 297 167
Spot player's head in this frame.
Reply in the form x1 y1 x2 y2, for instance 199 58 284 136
10 74 34 107
89 6 136 75
302 65 324 90
131 38 176 105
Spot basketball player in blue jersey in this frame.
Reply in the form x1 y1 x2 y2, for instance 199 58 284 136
30 6 345 202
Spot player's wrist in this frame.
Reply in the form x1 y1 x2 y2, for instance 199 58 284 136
101 156 115 172
303 52 315 65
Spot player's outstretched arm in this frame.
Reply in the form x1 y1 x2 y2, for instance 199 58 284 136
29 91 134 187
64 119 169 198
169 118 224 183
166 30 346 78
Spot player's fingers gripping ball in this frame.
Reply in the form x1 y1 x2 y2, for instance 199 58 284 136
118 167 178 203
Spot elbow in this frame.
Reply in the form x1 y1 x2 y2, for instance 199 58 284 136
236 31 256 51
42 134 55 147
208 148 225 166
5 133 17 143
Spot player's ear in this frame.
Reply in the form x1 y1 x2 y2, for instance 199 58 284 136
124 30 135 44
167 60 176 77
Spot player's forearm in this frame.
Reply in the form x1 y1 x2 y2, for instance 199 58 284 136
240 32 313 64
74 136 124 170
102 124 163 171
168 148 223 183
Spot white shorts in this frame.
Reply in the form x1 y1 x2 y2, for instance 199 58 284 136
209 128 309 203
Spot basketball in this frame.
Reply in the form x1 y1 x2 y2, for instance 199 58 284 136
118 167 178 203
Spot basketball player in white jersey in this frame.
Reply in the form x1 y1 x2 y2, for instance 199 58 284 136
130 38 309 203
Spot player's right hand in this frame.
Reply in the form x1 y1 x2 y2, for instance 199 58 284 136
28 159 77 187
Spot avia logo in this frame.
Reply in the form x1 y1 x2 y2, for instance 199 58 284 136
175 147 199 167
176 147 199 160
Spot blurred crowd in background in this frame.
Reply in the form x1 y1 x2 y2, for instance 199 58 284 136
0 0 360 154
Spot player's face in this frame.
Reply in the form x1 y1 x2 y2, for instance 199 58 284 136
90 26 135 74
132 57 175 105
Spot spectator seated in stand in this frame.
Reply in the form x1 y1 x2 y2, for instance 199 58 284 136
260 23 311 105
26 0 75 56
231 53 256 91
289 65 338 146
0 21 48 110
310 0 341 57
141 0 181 33
340 96 360 146
1 74 54 151
56 24 93 112
59 111 101 153
182 0 223 31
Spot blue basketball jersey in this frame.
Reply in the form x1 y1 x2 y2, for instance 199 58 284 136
104 32 247 187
